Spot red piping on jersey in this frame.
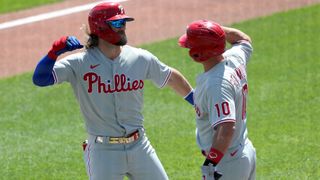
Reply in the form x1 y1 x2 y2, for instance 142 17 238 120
212 119 236 128
160 69 172 88
86 143 92 180
52 69 58 84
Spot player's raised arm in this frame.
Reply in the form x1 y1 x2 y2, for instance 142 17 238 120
32 36 83 86
221 26 252 44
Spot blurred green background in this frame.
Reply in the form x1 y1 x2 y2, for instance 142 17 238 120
0 1 319 179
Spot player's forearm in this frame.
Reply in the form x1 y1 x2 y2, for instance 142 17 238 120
221 26 252 44
166 68 193 97
32 55 55 86
204 122 235 166
212 122 235 154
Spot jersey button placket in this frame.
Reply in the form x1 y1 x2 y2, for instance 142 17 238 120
113 62 121 123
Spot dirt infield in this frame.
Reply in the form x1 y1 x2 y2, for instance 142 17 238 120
0 0 319 78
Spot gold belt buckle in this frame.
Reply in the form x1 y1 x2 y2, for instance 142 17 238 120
109 137 130 144
109 131 139 144
109 137 120 144
119 137 129 144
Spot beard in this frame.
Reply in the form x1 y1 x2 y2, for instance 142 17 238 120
115 31 127 46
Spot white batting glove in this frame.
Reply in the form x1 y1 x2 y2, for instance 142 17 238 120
201 164 222 180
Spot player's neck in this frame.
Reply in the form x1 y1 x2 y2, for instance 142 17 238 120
98 40 122 60
202 55 224 72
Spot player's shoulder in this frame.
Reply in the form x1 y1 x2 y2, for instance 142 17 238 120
223 40 253 65
233 40 253 50
70 51 86 59
206 63 235 89
201 67 225 85
124 45 158 61
122 45 144 53
204 76 231 95
121 45 147 55
131 46 154 56
58 51 85 63
224 40 253 56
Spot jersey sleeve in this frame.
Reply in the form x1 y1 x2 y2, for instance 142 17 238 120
141 49 171 88
223 41 253 65
52 54 79 84
207 79 236 128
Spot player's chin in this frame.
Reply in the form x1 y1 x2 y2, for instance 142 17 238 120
116 35 128 46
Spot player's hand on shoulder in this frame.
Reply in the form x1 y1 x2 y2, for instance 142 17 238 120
48 36 84 60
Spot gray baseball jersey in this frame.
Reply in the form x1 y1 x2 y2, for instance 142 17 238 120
194 41 256 179
194 41 252 152
52 45 171 136
52 45 171 180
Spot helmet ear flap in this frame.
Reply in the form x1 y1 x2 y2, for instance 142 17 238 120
189 46 216 62
189 47 202 62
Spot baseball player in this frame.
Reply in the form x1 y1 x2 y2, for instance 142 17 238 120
178 20 256 180
32 2 194 180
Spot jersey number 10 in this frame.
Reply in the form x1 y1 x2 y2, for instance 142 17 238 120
214 83 248 121
214 102 230 117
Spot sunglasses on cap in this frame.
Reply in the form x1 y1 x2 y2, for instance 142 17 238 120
107 19 126 29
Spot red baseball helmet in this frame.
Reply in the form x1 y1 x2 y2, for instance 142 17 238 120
179 20 226 62
88 2 134 45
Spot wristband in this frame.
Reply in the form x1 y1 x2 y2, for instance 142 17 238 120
206 147 224 166
184 89 194 105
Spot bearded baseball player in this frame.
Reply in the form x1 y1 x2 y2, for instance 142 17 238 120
33 2 194 180
178 20 256 180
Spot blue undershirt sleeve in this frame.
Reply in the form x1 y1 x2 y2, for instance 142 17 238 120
32 55 56 86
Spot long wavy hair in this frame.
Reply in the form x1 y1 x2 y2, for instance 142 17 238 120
83 24 99 49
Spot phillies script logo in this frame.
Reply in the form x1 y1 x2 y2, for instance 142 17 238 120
83 72 144 93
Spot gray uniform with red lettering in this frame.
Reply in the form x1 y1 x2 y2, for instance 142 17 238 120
53 45 170 180
194 41 256 180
